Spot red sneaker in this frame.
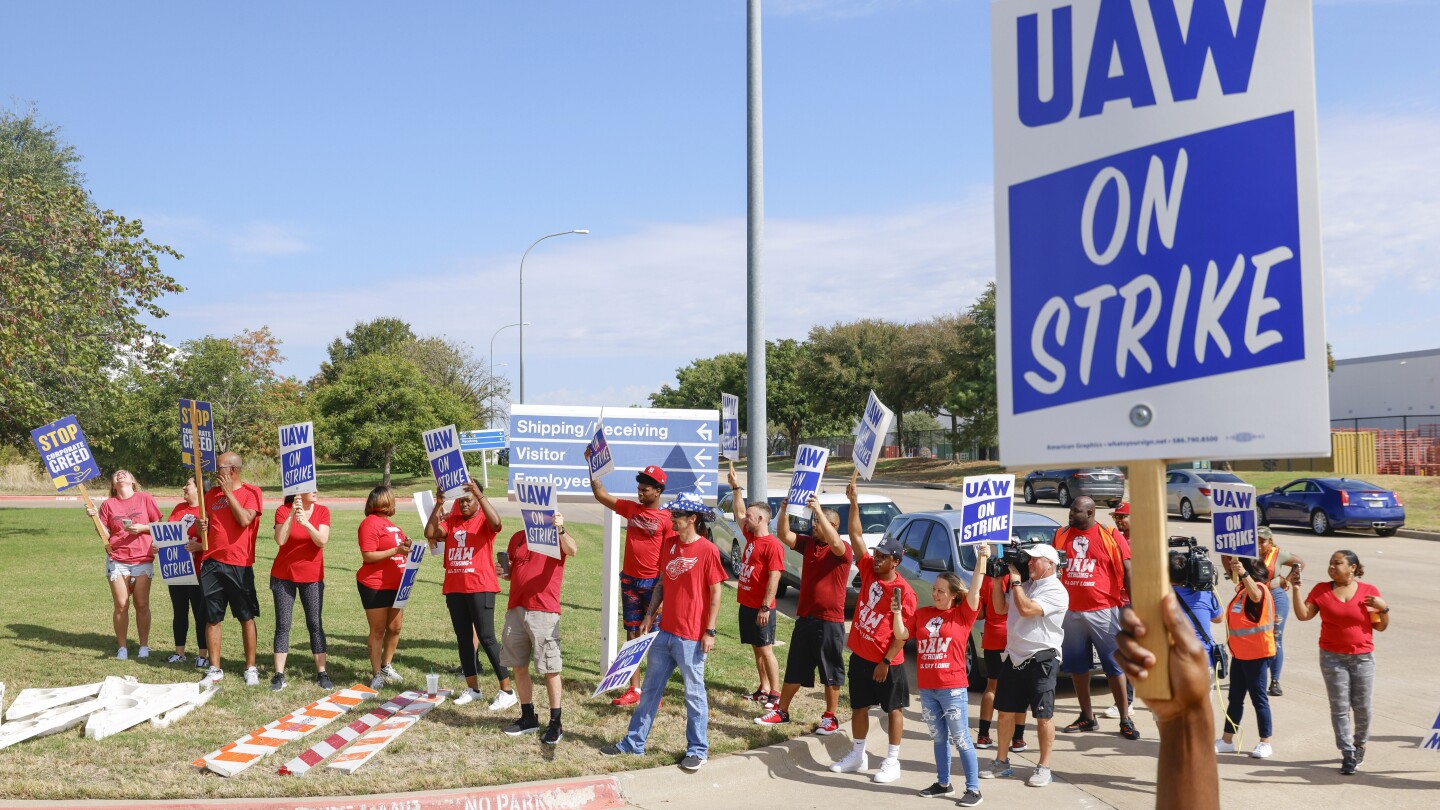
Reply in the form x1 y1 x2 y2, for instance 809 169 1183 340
974 735 995 750
1010 738 1029 753
744 688 767 702
815 713 840 735
754 709 790 726
610 687 642 707
762 692 782 710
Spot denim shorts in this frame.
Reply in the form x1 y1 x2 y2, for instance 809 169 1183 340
106 559 155 582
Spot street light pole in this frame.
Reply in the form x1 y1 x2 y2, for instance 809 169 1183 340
489 322 528 428
519 229 589 404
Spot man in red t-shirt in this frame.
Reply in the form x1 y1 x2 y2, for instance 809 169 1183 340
498 509 578 746
1052 496 1137 740
727 465 784 706
585 459 676 707
189 452 265 686
600 493 727 772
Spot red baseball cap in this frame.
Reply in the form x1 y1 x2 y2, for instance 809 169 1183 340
1112 502 1131 516
637 466 667 486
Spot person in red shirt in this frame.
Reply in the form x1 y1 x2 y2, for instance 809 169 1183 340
585 459 676 707
755 493 850 733
1052 496 1138 740
88 469 162 660
356 485 413 692
498 509 578 745
424 481 515 712
165 477 208 668
727 464 783 706
191 452 265 686
908 543 992 803
828 479 917 785
600 493 727 772
1291 549 1389 775
269 489 332 691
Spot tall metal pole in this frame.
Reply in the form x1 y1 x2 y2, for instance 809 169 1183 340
518 229 589 404
489 322 526 428
746 0 768 501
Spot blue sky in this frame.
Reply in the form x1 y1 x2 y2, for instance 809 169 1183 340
5 0 1437 408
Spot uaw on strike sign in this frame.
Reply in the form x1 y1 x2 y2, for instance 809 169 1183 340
993 1 1329 466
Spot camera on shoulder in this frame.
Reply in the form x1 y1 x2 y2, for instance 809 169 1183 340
1168 536 1215 591
985 538 1067 583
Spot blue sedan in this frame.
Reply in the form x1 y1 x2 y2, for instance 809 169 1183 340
1256 477 1405 537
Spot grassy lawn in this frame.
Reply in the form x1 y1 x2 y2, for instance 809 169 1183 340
0 508 824 801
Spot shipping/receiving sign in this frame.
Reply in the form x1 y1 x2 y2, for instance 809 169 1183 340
278 422 317 496
992 1 1329 466
517 480 560 560
720 393 741 459
592 632 659 697
508 405 719 502
784 445 829 520
586 422 617 480
391 539 429 610
960 474 1015 545
177 400 218 473
29 415 101 491
422 424 470 499
152 521 199 586
852 391 895 481
458 429 506 452
1210 482 1258 559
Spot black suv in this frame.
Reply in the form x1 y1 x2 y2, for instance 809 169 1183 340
1023 468 1125 508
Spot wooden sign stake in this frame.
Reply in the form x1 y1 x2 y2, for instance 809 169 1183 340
76 482 109 547
1129 459 1171 700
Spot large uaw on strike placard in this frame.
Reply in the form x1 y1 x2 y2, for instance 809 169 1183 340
992 0 1329 467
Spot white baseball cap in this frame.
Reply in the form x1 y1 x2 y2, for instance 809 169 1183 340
1023 544 1061 565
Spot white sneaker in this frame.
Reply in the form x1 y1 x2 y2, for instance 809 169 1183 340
380 663 403 683
166 653 186 664
452 688 485 706
137 646 150 659
1215 739 1238 754
369 673 386 692
1104 704 1121 719
116 648 128 660
244 666 260 686
830 747 869 774
489 689 519 712
1251 742 1273 759
1027 766 1053 787
203 667 224 683
873 757 902 783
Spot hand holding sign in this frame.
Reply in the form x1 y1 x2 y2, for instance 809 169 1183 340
423 425 471 499
785 445 829 520
587 422 616 480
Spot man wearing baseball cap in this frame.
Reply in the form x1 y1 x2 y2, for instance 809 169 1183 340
983 542 1069 788
1111 502 1131 540
585 457 677 706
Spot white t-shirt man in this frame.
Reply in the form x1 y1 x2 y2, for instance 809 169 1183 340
1003 574 1069 664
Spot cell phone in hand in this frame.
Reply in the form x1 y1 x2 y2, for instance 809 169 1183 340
496 552 510 577
891 587 902 612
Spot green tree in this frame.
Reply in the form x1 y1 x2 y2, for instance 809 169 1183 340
396 335 509 429
313 353 473 486
650 352 747 416
0 106 85 190
948 283 998 458
803 318 934 450
318 317 416 385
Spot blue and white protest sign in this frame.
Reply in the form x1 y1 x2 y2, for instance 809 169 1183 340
278 421 316 497
784 445 830 520
422 424 470 499
517 480 561 560
852 391 894 481
458 429 506 452
586 421 617 481
720 393 740 459
592 631 659 697
960 474 1015 545
1210 482 1258 559
152 521 199 587
392 540 429 610
992 2 1329 466
1423 709 1440 752
178 399 217 473
29 415 101 491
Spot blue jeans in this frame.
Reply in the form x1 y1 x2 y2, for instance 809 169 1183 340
619 630 709 759
1267 587 1289 681
1224 656 1272 738
919 687 979 791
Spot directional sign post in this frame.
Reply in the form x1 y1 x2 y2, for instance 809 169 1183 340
458 429 505 489
29 415 107 545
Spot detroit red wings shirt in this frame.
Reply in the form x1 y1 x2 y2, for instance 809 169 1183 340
657 537 727 641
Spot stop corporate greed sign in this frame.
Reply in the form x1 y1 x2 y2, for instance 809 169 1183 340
29 415 101 491
992 2 1329 466
1210 481 1258 559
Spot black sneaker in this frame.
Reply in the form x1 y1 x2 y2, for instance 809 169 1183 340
1268 680 1284 697
1119 719 1141 741
957 789 984 807
503 715 540 736
1340 752 1357 776
541 719 564 745
270 672 288 692
1354 746 1366 765
679 754 705 771
316 671 335 690
600 743 626 757
916 782 954 798
194 656 209 670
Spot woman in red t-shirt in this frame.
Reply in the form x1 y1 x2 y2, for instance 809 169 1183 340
87 469 163 660
1291 549 1389 775
356 486 413 692
166 477 208 667
423 481 514 710
270 490 332 691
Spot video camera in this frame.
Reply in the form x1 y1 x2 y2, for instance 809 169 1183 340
1168 536 1215 591
985 539 1067 583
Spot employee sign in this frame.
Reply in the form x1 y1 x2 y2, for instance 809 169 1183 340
422 424 470 499
516 480 560 560
278 421 316 496
29 415 101 491
178 399 218 473
152 521 199 587
992 1 1330 466
1210 481 1258 559
785 445 829 521
960 474 1015 545
720 393 741 459
852 391 895 481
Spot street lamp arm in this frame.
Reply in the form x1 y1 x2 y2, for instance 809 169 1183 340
519 228 589 404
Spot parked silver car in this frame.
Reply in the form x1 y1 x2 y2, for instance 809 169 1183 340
1167 469 1246 521
1023 468 1126 508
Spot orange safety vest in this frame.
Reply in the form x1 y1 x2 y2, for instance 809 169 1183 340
1263 546 1279 582
1226 585 1275 661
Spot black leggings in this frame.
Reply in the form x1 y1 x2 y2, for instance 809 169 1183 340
169 584 206 650
446 591 508 681
271 577 327 654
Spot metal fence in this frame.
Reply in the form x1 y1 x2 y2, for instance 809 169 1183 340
1329 415 1440 476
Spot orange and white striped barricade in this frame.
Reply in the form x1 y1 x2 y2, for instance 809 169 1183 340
277 690 420 776
191 683 376 777
325 690 448 774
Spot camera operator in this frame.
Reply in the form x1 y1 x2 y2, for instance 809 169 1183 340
1170 539 1223 675
980 544 1068 788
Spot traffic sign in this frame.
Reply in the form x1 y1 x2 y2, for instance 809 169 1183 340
459 429 506 452
508 405 719 502
992 1 1329 466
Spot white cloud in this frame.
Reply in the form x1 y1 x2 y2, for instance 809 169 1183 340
226 222 311 256
132 214 311 258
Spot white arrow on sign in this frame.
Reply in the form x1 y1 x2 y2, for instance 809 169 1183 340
695 448 712 465
696 424 713 441
693 476 708 490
